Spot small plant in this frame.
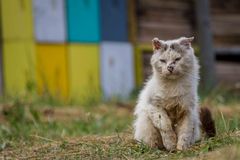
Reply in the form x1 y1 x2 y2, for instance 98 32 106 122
1 98 40 141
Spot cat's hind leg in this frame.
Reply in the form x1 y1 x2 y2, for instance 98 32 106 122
134 112 163 148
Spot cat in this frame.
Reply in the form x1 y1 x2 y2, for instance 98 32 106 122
133 37 215 151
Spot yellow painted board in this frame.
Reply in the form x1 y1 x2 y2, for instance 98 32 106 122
68 44 100 102
3 41 36 95
135 44 152 86
36 45 68 98
1 0 34 40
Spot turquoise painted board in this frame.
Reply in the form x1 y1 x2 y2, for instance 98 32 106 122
67 0 100 42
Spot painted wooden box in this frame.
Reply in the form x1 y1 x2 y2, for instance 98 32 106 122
100 42 135 99
3 41 36 95
67 0 100 42
135 44 152 86
1 0 34 40
0 49 3 95
33 0 67 42
36 45 68 98
100 0 128 41
68 44 100 102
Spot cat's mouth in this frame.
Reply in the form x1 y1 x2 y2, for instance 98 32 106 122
167 70 176 75
164 71 182 79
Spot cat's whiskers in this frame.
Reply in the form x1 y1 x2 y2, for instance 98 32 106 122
180 70 199 80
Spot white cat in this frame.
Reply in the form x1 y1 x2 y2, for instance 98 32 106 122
133 37 215 151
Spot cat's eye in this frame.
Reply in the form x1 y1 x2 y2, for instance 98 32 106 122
163 45 168 51
175 57 181 61
159 59 166 63
170 43 178 50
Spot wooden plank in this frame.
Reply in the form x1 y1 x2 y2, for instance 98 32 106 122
139 14 190 25
139 21 191 29
100 0 128 41
134 44 152 86
68 44 100 102
100 42 135 99
215 47 240 55
0 2 4 96
214 35 240 47
211 14 240 35
216 61 240 85
210 0 240 14
128 0 137 43
67 0 100 42
137 0 193 43
3 41 36 96
36 45 68 99
139 0 191 10
138 24 192 42
195 0 216 91
138 6 192 23
1 0 34 40
33 0 67 42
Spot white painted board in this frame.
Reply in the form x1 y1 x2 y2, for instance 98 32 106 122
33 0 66 42
100 42 135 99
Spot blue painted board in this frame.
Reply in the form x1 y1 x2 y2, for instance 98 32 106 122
100 0 128 41
67 0 100 42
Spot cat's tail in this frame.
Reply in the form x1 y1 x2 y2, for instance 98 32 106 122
200 107 216 137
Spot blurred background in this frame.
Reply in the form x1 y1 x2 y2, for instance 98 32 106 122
0 0 239 102
0 0 240 158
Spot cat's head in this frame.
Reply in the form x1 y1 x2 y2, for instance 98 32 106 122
151 37 195 80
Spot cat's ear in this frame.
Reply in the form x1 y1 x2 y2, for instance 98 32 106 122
179 37 194 48
152 37 164 52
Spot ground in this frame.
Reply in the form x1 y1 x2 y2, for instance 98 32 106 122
0 88 240 159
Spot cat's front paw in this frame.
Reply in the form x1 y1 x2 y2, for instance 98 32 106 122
176 140 191 150
163 132 177 151
164 141 176 151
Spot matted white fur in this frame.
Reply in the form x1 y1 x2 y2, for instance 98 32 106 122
133 37 201 151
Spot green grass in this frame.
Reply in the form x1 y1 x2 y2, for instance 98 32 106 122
0 100 132 142
0 89 240 159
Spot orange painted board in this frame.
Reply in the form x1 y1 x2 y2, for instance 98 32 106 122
3 41 36 95
36 45 68 98
68 44 100 102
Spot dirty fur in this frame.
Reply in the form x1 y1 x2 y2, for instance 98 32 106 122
134 37 202 151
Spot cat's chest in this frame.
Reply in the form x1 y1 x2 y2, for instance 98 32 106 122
161 96 182 111
150 96 186 128
150 94 183 110
154 79 191 98
166 104 186 130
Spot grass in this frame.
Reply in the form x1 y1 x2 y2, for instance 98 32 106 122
2 132 240 159
0 88 240 159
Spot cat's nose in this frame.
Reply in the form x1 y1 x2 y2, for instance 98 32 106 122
167 66 174 72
